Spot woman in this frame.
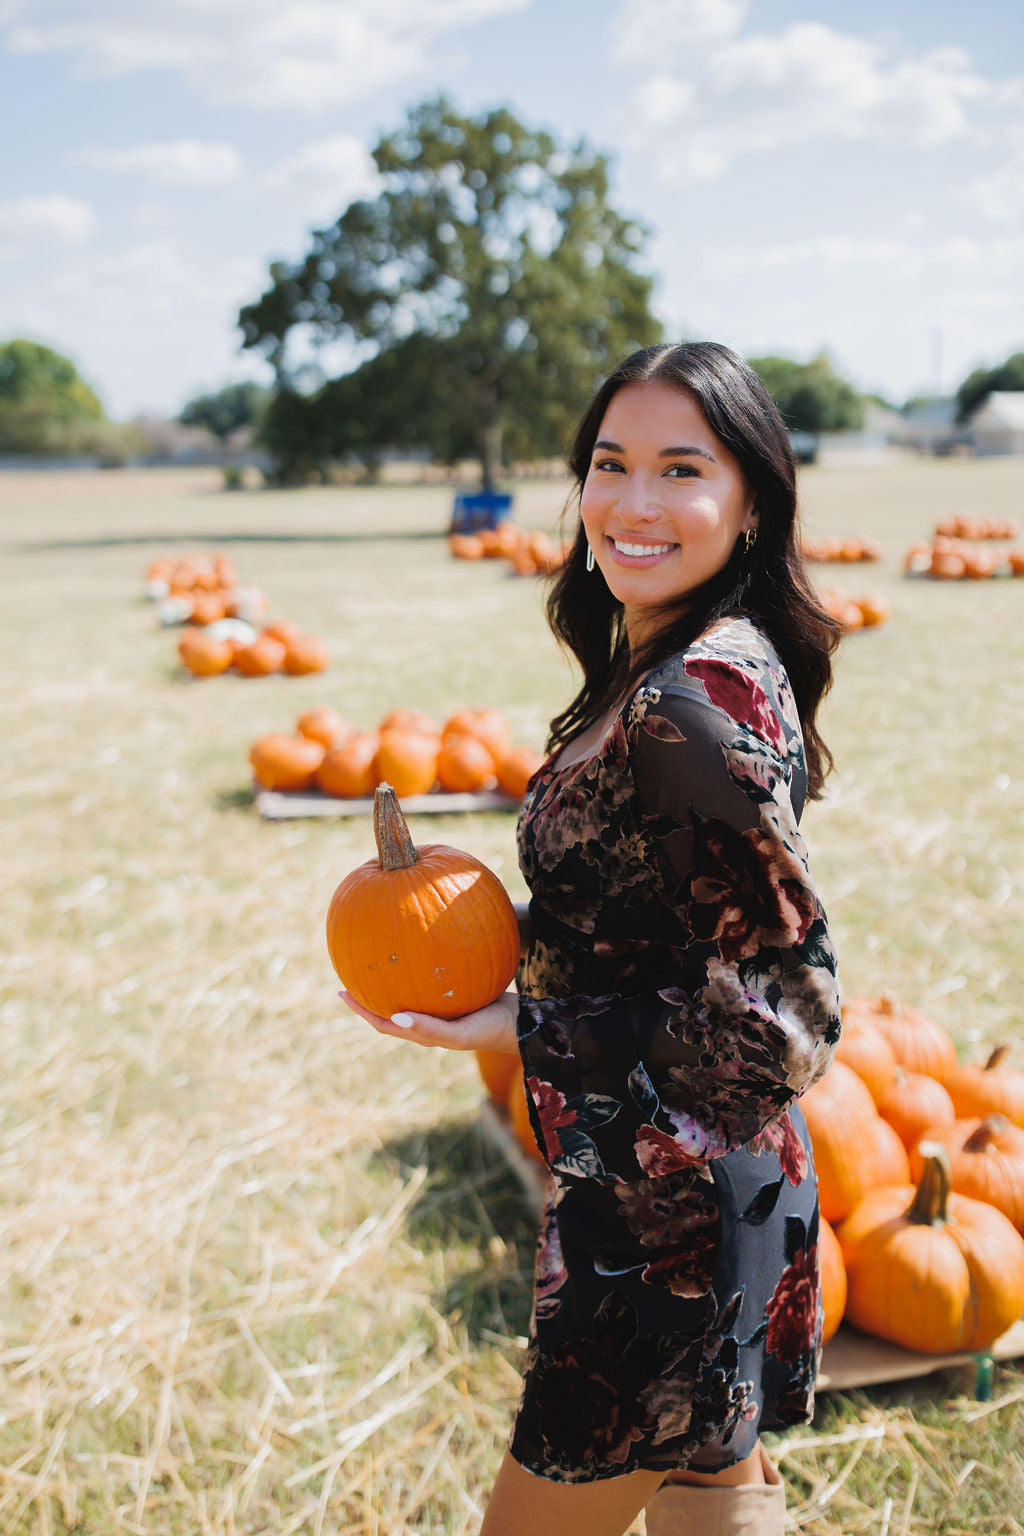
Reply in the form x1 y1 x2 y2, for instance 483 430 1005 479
343 341 841 1535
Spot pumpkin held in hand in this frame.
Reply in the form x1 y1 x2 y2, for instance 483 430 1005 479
839 1144 1024 1354
327 783 520 1019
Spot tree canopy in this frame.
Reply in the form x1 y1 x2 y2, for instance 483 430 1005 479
178 381 271 440
748 353 864 435
238 97 661 486
0 338 105 454
956 352 1024 422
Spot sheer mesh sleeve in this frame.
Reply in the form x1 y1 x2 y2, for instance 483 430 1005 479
516 673 840 1185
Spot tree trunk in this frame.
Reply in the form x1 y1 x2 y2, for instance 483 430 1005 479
479 420 503 493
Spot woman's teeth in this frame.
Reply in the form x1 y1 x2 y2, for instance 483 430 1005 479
613 540 674 557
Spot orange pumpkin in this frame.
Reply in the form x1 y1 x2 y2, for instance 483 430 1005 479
868 1113 911 1187
475 1049 520 1105
191 590 228 626
249 733 326 791
839 1144 1024 1353
800 1061 880 1223
508 1072 545 1163
844 995 957 1082
379 707 440 739
443 707 511 762
262 619 302 646
908 1116 1024 1233
818 1216 846 1346
496 745 546 800
282 633 330 675
178 627 234 677
449 533 485 560
297 706 349 748
878 1068 956 1150
232 633 286 677
834 1014 897 1106
317 731 380 798
326 784 520 1019
437 732 496 793
945 1045 1024 1129
375 728 439 798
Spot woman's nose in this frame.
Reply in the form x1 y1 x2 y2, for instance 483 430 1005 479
615 475 661 522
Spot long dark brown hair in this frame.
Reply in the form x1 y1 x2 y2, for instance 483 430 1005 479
546 341 840 798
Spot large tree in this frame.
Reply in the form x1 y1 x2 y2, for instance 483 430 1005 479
956 352 1024 422
178 381 271 441
239 98 661 487
748 354 864 435
0 338 105 454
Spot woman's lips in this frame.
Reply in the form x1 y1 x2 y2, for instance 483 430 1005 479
607 536 678 566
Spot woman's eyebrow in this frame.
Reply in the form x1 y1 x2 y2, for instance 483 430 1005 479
592 438 715 461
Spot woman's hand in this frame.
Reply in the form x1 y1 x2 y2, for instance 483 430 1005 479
339 989 520 1055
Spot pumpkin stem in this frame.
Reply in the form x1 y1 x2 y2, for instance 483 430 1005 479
985 1044 1010 1073
964 1115 1009 1152
907 1142 952 1226
373 783 418 871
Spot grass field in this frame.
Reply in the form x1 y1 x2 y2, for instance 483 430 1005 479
1 455 1023 1534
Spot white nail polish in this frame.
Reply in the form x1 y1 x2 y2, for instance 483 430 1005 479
390 1013 414 1028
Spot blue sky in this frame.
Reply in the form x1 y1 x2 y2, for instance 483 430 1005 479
1 0 1022 419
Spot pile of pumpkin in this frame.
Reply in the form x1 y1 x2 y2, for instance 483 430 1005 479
479 994 1024 1357
817 587 890 631
145 552 269 628
904 537 1024 580
802 537 882 563
250 704 545 800
934 515 1018 540
178 619 329 680
449 524 568 576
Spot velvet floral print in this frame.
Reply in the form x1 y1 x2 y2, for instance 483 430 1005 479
509 619 840 1483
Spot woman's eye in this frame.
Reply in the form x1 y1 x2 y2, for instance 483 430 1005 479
594 458 625 473
666 463 700 478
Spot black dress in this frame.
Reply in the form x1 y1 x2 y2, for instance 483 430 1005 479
509 618 840 1483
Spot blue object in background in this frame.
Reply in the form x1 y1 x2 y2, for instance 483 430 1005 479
451 491 513 532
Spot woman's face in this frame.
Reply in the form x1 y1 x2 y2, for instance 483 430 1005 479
579 379 757 645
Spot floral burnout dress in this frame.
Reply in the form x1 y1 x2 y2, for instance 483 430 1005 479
509 617 841 1483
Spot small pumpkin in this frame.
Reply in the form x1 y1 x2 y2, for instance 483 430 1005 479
297 706 349 748
317 731 380 798
945 1045 1024 1128
834 1013 897 1106
496 745 546 800
475 1048 520 1105
819 1216 847 1346
437 732 495 793
249 732 325 791
191 590 228 626
262 619 302 646
379 707 440 739
868 1113 911 1186
908 1116 1024 1233
839 1143 1024 1354
375 728 439 798
800 1061 880 1224
282 633 330 675
178 627 234 677
844 995 957 1082
442 707 510 762
326 783 520 1019
449 533 485 560
232 632 286 677
878 1068 956 1150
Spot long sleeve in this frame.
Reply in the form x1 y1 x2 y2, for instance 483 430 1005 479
516 653 840 1185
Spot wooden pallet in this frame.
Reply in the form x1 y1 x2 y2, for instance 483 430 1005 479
478 1100 1024 1395
256 787 520 820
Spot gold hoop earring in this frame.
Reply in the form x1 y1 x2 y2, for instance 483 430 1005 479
744 527 758 554
585 544 595 572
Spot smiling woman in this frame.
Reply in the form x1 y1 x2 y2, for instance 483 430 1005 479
343 341 843 1536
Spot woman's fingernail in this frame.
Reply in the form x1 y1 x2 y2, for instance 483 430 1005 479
390 1013 414 1028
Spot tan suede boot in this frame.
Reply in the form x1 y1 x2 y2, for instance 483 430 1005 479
643 1449 785 1536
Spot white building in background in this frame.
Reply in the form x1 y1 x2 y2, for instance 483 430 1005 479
969 392 1024 456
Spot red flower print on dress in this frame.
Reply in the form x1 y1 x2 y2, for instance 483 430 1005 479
634 1123 709 1175
751 1114 809 1186
765 1243 819 1365
689 819 817 961
527 1076 579 1161
684 657 785 751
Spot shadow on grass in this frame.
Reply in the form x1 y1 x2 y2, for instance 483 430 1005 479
378 1116 538 1344
15 529 447 553
214 786 257 814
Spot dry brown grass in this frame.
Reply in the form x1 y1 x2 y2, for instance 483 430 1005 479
1 457 1023 1533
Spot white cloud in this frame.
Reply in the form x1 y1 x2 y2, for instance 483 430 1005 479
617 7 994 182
2 0 532 111
618 0 747 56
264 135 381 223
76 139 243 185
0 193 95 246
